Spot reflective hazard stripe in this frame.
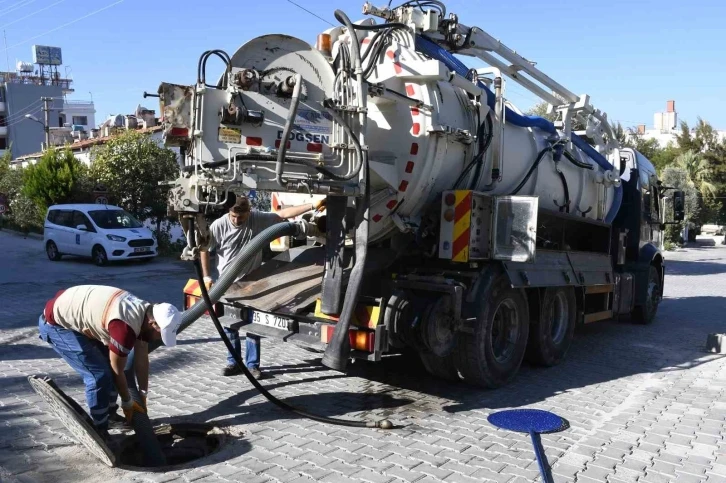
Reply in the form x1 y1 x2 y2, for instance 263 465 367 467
109 337 131 355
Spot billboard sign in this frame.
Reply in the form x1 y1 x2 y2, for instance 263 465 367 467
32 45 63 65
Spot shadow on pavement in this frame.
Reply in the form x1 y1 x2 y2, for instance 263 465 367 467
0 343 58 361
666 259 726 276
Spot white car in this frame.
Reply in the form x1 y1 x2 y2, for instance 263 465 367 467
43 203 158 266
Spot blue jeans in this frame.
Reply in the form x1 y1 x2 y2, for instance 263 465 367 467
223 327 260 369
38 315 132 431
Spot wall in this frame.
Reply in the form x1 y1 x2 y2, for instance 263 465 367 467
4 83 63 158
62 101 96 131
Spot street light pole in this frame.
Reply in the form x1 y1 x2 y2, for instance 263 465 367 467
38 97 54 148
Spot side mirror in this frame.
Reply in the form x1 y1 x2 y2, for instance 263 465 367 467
673 191 685 222
76 224 88 231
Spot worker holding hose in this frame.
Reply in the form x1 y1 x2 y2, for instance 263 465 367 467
200 194 325 379
37 285 183 439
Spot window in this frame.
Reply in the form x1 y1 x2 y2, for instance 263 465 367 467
0 115 6 127
53 210 75 227
72 116 88 125
72 211 95 231
47 210 59 223
0 137 6 149
88 209 143 229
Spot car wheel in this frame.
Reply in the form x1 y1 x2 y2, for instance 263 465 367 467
92 246 108 267
46 241 62 261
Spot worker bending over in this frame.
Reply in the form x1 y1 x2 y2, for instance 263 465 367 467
38 285 183 439
200 194 325 379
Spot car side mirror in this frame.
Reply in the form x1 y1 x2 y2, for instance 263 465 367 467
76 224 88 231
672 191 685 222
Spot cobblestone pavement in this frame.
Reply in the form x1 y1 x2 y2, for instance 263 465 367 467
2 230 726 483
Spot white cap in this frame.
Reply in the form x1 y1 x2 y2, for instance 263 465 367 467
152 303 183 347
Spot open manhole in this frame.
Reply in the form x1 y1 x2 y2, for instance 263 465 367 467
116 422 227 471
28 375 228 470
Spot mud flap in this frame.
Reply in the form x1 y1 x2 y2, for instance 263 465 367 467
27 375 116 467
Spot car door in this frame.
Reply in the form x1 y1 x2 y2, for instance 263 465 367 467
68 210 97 256
52 209 76 253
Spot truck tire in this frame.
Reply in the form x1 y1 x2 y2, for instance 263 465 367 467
454 275 529 388
419 351 460 382
525 287 576 367
632 265 661 325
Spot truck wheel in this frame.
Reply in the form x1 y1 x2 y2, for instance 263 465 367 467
633 265 661 324
525 287 576 367
419 351 460 382
455 276 529 388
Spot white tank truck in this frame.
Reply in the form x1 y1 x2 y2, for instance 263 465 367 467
154 1 685 388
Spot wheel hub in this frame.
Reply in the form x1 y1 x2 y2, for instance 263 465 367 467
423 297 456 357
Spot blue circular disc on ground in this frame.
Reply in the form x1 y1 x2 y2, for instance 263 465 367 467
488 409 567 434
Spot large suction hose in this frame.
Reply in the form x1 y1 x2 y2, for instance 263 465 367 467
187 217 392 429
414 35 623 223
148 218 393 429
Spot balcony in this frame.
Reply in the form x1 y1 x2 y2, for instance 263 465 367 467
0 126 7 136
0 101 5 112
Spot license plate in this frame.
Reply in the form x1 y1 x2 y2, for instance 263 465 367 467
250 310 293 330
134 247 149 252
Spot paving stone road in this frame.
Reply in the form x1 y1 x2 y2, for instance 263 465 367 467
1 229 726 483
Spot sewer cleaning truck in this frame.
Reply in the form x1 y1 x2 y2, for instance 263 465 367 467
155 1 685 388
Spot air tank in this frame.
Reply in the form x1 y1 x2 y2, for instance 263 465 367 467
192 26 621 245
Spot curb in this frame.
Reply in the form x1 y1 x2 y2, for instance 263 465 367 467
0 228 44 240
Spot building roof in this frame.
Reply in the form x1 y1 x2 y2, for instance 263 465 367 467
13 125 164 162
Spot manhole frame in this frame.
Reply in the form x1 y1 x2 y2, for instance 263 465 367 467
27 374 116 467
114 421 229 472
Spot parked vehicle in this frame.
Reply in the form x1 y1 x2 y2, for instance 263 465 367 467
159 1 685 387
44 203 158 266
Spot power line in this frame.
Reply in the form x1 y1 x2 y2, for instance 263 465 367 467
0 0 35 16
284 0 334 27
0 0 66 30
3 0 123 52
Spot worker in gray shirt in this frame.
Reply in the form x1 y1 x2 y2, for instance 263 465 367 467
200 194 325 379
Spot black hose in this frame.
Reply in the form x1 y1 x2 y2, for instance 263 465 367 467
321 155 370 372
564 150 594 170
351 21 409 30
186 217 393 429
452 112 493 190
335 10 362 72
510 147 553 195
555 168 570 213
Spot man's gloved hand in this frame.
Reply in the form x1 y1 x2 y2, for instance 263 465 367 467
312 198 326 212
121 397 146 423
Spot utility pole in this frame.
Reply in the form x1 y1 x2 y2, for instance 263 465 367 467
41 97 52 149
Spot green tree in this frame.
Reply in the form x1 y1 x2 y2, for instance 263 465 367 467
90 130 179 233
661 166 699 247
525 101 557 122
0 145 11 181
650 142 679 174
0 166 44 234
675 150 717 200
22 147 90 213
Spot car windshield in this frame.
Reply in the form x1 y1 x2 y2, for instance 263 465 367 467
88 209 143 229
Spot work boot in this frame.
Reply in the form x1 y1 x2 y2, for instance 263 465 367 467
108 410 129 430
222 363 243 376
248 367 263 379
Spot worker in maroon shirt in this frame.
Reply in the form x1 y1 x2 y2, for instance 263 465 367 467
38 285 183 439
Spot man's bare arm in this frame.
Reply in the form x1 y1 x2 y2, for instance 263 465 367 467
109 352 131 402
134 340 149 394
276 200 324 219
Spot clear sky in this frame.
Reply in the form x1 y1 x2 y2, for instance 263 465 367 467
2 0 725 131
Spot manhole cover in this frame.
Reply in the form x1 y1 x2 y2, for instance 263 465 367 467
27 375 116 467
116 422 227 471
